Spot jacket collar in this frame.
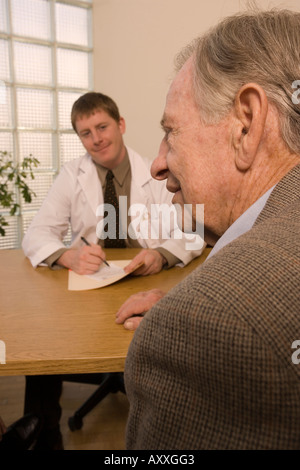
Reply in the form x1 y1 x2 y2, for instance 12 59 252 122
255 163 300 226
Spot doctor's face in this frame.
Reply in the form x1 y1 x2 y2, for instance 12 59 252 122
75 109 126 169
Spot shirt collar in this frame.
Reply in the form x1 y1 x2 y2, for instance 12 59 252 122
93 148 130 187
207 186 275 260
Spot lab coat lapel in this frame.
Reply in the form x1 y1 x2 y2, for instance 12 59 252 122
77 153 103 216
128 148 152 207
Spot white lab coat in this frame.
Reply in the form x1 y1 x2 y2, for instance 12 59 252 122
22 147 204 267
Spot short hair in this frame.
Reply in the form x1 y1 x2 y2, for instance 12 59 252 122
71 92 121 132
176 9 300 153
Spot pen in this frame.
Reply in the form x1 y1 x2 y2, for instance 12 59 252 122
80 236 110 267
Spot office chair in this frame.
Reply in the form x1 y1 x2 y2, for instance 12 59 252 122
65 372 125 431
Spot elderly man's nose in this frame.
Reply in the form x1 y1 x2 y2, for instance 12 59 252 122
151 140 169 180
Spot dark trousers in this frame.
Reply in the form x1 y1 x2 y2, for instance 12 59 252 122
24 375 63 432
24 373 106 432
24 375 63 449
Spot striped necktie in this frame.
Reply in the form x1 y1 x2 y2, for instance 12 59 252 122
103 170 126 248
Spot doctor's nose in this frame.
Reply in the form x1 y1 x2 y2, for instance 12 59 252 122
151 139 169 181
91 129 103 145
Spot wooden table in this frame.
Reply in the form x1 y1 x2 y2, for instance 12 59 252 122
0 248 210 376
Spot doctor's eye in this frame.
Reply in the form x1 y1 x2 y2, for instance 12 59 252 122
97 124 108 131
81 131 90 138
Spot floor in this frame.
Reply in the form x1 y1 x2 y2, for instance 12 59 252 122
0 375 129 450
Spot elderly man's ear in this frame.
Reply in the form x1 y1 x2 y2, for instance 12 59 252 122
233 83 268 171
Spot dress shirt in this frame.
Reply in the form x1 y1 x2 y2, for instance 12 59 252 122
207 186 275 260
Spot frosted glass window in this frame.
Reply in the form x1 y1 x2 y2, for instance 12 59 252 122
0 40 10 81
11 0 51 40
55 3 89 47
57 48 89 88
0 1 92 249
58 91 81 129
22 212 35 237
0 86 12 127
0 132 13 152
17 88 53 128
59 133 85 166
18 132 53 169
13 42 52 85
0 0 8 33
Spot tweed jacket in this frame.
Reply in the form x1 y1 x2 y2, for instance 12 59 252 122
124 164 300 450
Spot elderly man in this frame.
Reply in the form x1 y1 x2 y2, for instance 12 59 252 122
117 9 300 449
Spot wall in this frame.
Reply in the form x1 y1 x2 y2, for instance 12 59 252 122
93 0 300 161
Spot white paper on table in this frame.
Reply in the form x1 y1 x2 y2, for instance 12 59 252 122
68 259 142 291
86 262 125 281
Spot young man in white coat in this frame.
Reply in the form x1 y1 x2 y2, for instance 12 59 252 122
22 92 203 276
21 92 204 449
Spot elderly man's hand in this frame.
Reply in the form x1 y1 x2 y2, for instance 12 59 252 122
115 289 165 330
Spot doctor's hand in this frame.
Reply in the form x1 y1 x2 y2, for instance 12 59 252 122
115 289 165 330
124 249 167 276
57 244 107 275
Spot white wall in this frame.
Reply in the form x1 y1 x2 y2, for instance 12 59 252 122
93 0 300 161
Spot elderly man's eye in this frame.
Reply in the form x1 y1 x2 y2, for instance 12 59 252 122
164 128 173 141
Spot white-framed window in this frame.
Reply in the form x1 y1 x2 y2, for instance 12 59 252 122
0 0 93 249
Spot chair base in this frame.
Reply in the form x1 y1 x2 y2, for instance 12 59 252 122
67 372 125 431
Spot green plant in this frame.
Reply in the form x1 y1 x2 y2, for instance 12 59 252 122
0 150 40 236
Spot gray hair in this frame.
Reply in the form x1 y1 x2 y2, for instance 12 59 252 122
176 9 300 154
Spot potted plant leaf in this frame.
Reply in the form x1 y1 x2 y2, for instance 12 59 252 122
0 150 39 237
